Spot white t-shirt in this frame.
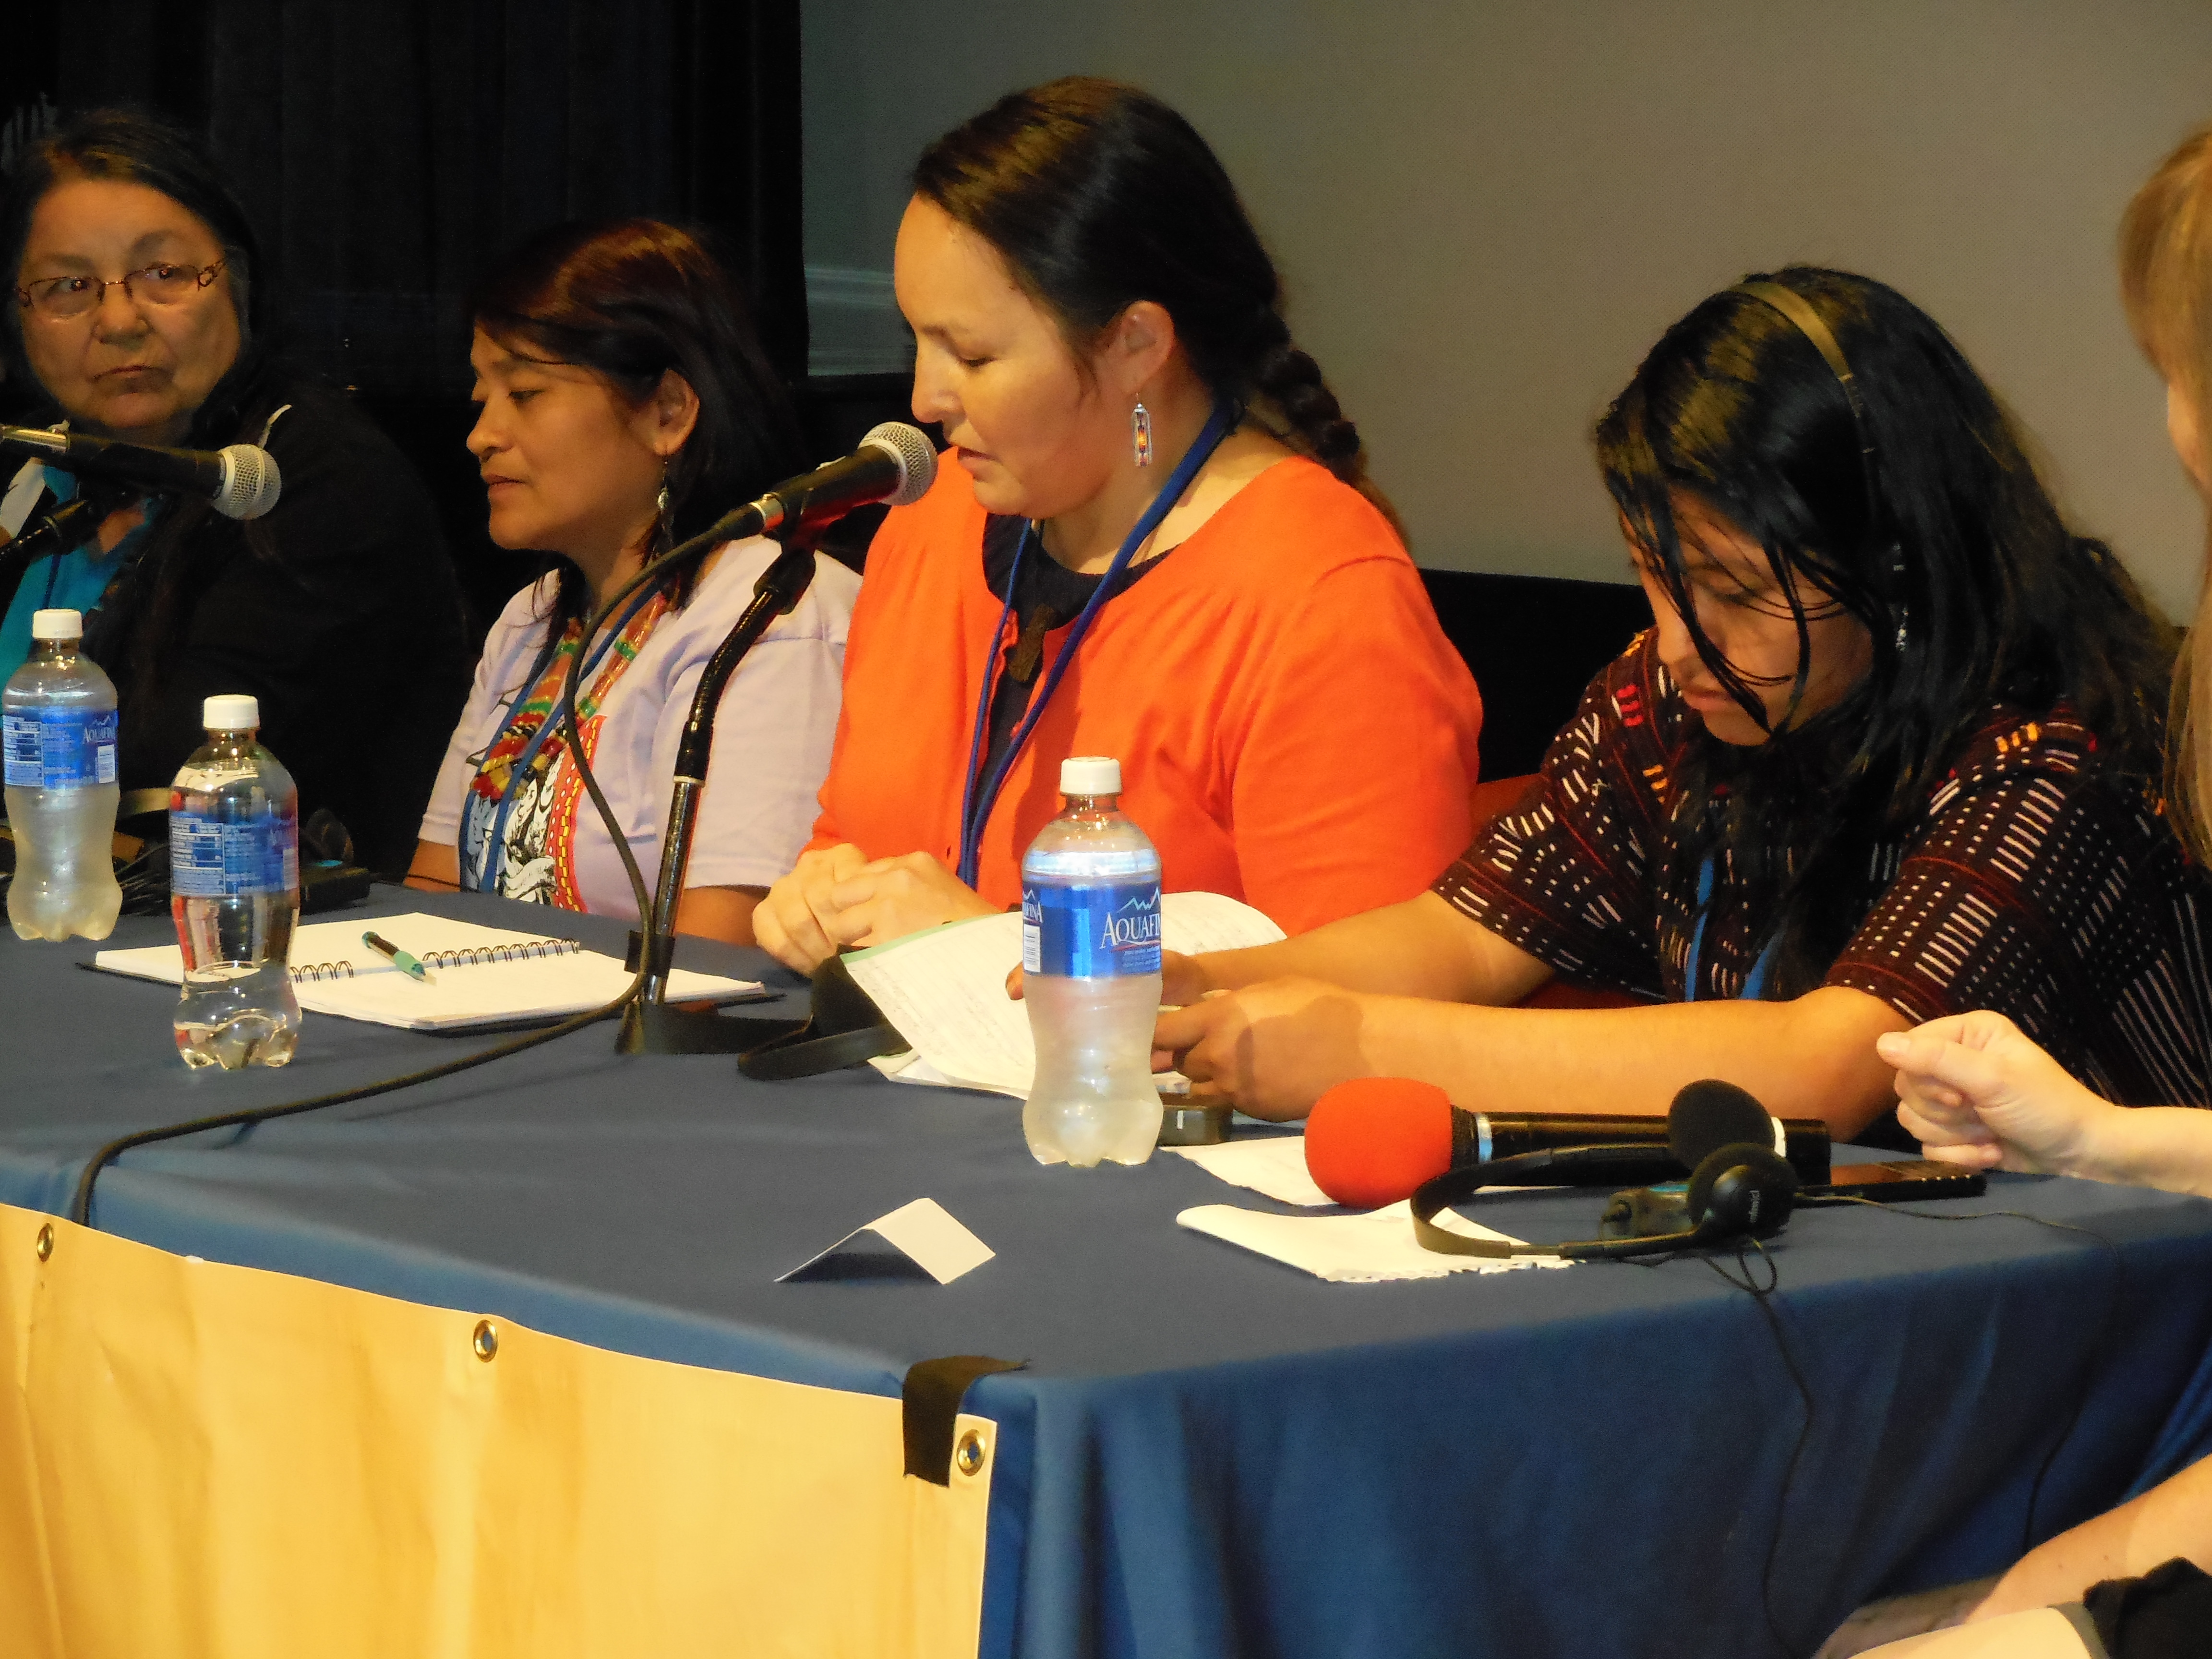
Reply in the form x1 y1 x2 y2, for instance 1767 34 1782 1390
419 539 858 920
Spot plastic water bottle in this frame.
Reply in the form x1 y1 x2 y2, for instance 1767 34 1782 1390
169 695 301 1069
1021 756 1165 1167
3 609 122 942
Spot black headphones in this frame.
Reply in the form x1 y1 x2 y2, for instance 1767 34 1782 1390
1732 278 1911 644
1410 1082 1802 1262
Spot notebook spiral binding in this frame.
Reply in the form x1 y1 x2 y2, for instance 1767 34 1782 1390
289 938 585 982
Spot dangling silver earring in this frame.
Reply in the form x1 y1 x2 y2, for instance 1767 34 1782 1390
1130 399 1153 467
1895 611 1910 652
654 465 673 551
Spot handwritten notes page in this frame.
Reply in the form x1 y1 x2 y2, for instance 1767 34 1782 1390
844 891 1286 1099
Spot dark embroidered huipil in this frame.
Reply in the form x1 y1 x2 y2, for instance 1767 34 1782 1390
1434 632 2212 1106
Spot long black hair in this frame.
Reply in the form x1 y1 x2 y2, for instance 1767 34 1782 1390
913 76 1400 533
1 108 286 709
1596 266 2176 993
468 217 805 636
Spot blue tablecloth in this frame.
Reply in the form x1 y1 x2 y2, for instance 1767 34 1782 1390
6 886 2212 1659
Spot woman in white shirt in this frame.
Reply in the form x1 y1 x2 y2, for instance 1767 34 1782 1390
408 218 856 945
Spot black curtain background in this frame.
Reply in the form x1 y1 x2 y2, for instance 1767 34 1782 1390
1 0 815 636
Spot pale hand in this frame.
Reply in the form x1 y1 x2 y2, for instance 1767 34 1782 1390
1151 976 1374 1120
1874 1011 2116 1176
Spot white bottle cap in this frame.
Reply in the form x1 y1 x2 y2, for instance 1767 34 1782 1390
203 694 260 731
1059 756 1122 796
30 609 82 641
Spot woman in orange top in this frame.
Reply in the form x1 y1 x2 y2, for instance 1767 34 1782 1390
757 77 1482 971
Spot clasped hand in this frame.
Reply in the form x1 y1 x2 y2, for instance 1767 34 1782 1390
757 843 999 972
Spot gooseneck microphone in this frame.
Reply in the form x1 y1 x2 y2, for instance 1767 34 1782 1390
1303 1077 1830 1208
708 421 938 544
0 425 282 520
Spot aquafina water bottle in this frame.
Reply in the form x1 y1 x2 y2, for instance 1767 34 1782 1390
169 695 301 1069
3 608 122 941
1020 756 1165 1167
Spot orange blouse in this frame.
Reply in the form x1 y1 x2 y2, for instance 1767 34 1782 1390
807 454 1483 933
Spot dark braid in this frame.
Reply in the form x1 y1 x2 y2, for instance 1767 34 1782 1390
1241 308 1400 532
915 77 1405 539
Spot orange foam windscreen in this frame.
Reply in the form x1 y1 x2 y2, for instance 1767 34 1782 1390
1304 1077 1455 1208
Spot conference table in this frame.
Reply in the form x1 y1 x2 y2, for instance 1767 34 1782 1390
6 886 2212 1659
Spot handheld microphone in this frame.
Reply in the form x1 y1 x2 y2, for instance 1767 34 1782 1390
709 421 937 543
0 490 120 577
1 426 281 520
1303 1077 1829 1208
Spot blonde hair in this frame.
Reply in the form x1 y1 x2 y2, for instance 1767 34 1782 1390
2121 125 2212 860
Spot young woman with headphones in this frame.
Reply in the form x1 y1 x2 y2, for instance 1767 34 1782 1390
1154 267 2206 1146
1820 126 2212 1659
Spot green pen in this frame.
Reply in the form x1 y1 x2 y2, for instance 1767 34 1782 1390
362 930 433 984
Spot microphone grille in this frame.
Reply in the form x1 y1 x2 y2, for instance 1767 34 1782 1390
1305 1077 1455 1208
859 422 938 507
1668 1080 1775 1171
215 445 282 519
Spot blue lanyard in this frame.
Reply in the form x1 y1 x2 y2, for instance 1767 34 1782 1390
464 580 661 894
1683 854 1782 1001
954 401 1235 886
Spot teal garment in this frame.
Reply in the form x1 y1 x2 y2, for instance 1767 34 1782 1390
0 467 152 683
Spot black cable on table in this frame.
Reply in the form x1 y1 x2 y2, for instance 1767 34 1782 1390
1711 1195 2128 1658
67 529 752 1228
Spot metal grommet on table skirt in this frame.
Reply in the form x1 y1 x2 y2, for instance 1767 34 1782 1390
35 1223 53 1261
472 1318 499 1361
954 1429 988 1477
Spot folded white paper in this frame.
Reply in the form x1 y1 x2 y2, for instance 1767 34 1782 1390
845 891 1286 1098
1168 1135 1334 1207
1170 1130 1568 1208
1176 1200 1575 1282
777 1197 995 1286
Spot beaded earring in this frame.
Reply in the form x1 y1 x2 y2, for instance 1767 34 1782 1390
1130 399 1153 467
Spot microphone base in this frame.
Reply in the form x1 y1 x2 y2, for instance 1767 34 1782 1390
616 1000 803 1056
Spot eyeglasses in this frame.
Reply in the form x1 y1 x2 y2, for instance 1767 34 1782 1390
12 258 227 322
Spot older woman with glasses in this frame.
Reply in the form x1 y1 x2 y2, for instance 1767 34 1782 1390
0 108 469 873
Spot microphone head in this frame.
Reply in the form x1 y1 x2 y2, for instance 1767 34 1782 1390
213 445 281 519
1668 1080 1775 1172
858 422 937 507
1305 1078 1454 1208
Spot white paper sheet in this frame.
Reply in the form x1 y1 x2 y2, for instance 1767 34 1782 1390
844 892 1286 1098
1167 1131 1567 1208
1176 1200 1575 1282
1167 1135 1335 1207
776 1197 994 1285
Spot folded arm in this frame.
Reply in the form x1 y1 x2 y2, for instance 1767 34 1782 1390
1159 894 1909 1134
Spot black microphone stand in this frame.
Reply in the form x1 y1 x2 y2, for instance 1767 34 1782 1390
617 536 821 1054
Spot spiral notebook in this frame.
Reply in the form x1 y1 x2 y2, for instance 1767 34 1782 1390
93 912 767 1033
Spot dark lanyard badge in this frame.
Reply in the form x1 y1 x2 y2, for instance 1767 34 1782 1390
954 401 1235 887
1684 854 1782 1001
